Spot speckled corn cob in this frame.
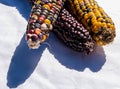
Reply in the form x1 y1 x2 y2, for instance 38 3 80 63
54 8 95 54
26 0 65 49
66 0 116 46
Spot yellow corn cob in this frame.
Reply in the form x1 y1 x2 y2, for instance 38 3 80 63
66 0 116 46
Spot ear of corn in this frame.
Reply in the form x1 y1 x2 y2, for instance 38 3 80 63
66 0 116 46
54 8 95 54
26 0 65 49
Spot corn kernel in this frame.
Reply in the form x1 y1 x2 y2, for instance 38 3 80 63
43 4 50 10
44 19 51 25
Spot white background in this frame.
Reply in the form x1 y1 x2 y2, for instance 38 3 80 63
0 0 120 89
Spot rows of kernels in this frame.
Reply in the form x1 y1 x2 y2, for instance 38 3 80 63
26 0 65 49
67 0 116 45
54 8 95 54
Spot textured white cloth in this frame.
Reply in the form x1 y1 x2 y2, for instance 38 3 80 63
0 0 120 89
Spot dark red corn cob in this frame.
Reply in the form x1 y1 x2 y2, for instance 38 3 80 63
26 0 65 49
54 8 95 54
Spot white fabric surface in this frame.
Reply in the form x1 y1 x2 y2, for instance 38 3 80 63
0 0 120 89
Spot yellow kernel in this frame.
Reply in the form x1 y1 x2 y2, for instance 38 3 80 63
88 5 93 9
102 22 107 28
36 1 41 4
88 12 94 16
93 21 98 25
96 22 102 28
107 23 112 28
44 19 51 25
92 26 98 33
84 13 89 20
82 6 86 10
31 14 38 20
97 41 103 46
74 0 78 5
110 25 115 30
76 5 80 11
42 35 47 42
98 18 103 22
94 5 98 9
91 18 96 23
99 8 104 12
43 4 50 10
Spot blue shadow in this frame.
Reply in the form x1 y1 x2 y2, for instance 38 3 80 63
47 33 106 72
7 35 47 88
7 32 106 88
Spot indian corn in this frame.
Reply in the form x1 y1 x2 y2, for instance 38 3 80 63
26 0 65 49
54 8 95 54
66 0 116 46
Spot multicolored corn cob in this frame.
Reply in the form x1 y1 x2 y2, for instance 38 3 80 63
66 0 116 46
54 8 95 54
26 0 65 49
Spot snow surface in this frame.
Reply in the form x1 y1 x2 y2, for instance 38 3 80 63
0 0 120 89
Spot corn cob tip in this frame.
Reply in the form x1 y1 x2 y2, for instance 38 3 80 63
94 28 116 45
27 37 40 49
26 32 49 49
84 41 95 54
